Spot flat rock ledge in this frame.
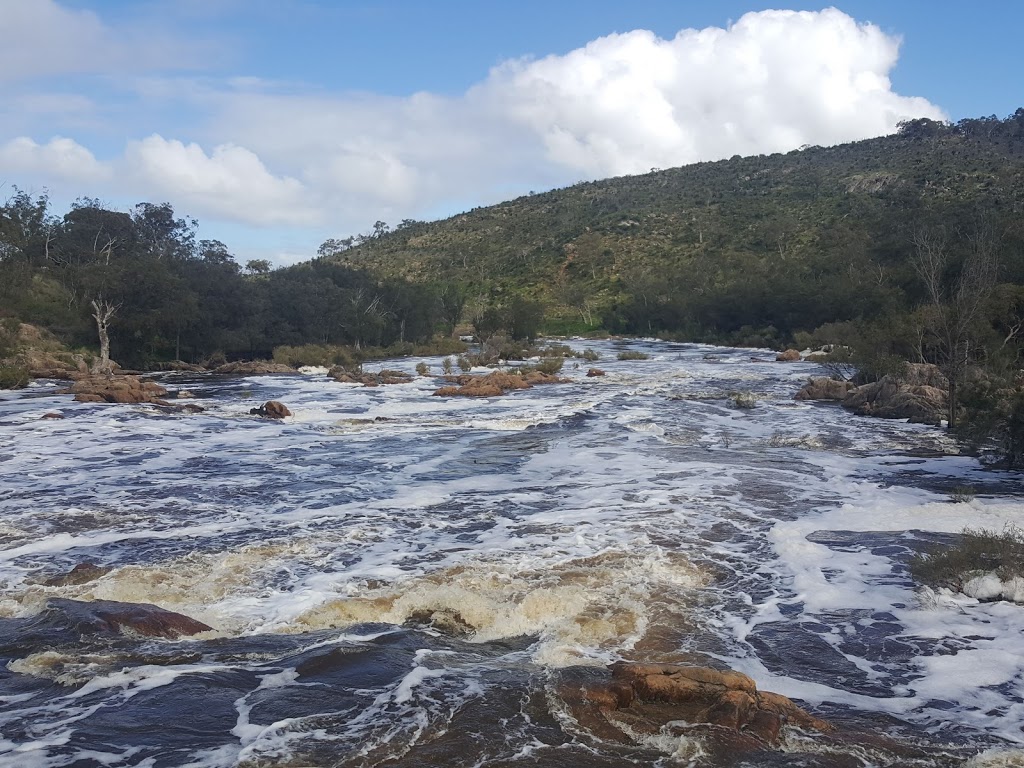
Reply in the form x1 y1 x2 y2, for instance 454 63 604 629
328 366 414 386
433 370 568 397
60 375 171 404
562 663 830 753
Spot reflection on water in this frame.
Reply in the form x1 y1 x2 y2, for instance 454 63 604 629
0 340 1022 766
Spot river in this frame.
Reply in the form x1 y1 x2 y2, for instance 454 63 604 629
0 340 1021 767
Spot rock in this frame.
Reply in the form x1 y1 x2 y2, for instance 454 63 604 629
842 376 947 425
43 563 111 587
775 349 801 362
176 390 196 399
251 400 291 418
213 361 296 375
61 375 170 405
40 412 64 420
794 377 856 401
432 370 568 398
146 361 206 372
586 368 606 377
42 598 212 639
565 662 830 751
328 366 414 386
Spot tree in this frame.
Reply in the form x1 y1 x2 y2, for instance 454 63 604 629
911 223 1000 427
90 297 118 373
245 259 272 275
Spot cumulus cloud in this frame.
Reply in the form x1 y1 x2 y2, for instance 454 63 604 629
0 136 108 183
123 136 315 227
484 8 943 175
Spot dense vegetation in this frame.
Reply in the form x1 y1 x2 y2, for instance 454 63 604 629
0 199 468 369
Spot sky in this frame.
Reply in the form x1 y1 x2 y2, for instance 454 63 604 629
1 0 1020 267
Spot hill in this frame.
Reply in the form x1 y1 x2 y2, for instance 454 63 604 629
322 112 1024 344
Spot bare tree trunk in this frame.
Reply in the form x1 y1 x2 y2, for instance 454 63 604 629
90 298 118 374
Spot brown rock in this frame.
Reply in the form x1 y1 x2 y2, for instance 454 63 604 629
794 377 856 401
586 368 606 377
842 376 947 425
570 663 829 749
61 375 170 405
44 598 212 639
40 412 65 419
432 370 569 397
43 563 111 587
73 393 105 403
328 366 414 386
776 349 801 362
213 361 296 375
251 400 291 418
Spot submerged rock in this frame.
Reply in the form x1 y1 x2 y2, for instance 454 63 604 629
43 563 111 587
586 368 606 377
251 400 291 419
42 599 212 639
794 377 856 401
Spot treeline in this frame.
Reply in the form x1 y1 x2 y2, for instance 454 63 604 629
0 196 468 368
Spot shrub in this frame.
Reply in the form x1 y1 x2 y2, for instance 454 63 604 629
949 485 976 503
457 355 472 372
442 357 454 375
730 391 756 409
582 349 600 361
617 350 650 361
415 362 429 376
0 365 29 389
911 525 1024 591
535 358 564 375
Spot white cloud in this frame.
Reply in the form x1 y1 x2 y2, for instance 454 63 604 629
0 136 108 183
123 135 315 227
484 8 943 175
0 0 208 82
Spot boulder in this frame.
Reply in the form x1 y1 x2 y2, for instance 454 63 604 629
213 361 296 375
250 400 291 419
40 412 65 420
562 662 830 751
794 377 856 401
586 368 606 377
775 349 801 362
176 390 196 399
43 563 111 587
42 598 211 639
842 376 947 425
61 375 171 405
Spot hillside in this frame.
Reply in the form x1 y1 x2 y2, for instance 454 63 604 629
323 112 1024 342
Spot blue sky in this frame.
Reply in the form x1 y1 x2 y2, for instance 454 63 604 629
2 1 1020 266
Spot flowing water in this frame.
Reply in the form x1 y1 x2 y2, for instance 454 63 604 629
0 341 1022 767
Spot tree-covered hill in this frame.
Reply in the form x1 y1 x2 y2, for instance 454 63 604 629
322 111 1024 344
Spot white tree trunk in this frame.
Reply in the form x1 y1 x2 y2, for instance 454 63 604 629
90 298 117 375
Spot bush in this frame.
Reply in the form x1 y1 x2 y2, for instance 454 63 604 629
442 357 454 375
582 348 600 361
457 355 472 372
0 365 30 389
911 525 1024 591
730 391 757 409
617 350 650 361
272 344 356 369
535 358 564 375
415 362 429 376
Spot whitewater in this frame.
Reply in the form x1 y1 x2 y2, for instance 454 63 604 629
0 340 1022 767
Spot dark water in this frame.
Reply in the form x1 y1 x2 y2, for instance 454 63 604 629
0 341 1022 767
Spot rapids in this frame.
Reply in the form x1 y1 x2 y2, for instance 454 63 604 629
0 340 1021 767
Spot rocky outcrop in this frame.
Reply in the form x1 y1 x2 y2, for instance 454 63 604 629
775 349 801 362
794 377 856 401
60 375 171 404
146 361 207 372
562 662 830 752
42 598 212 639
432 370 567 397
586 368 606 377
250 400 291 419
328 366 414 386
842 367 948 425
213 361 296 375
